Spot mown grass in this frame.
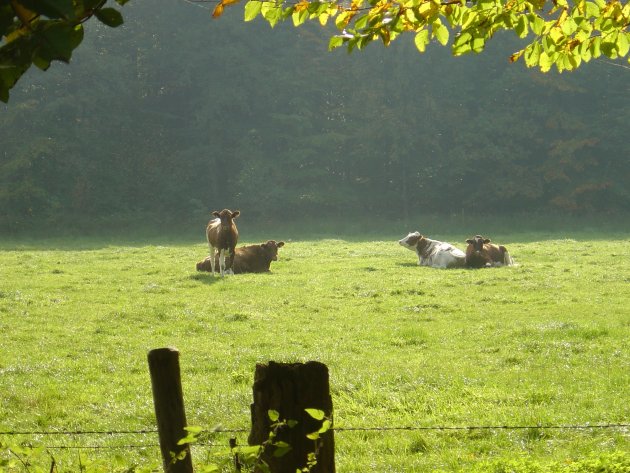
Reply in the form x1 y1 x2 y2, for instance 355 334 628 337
0 225 628 472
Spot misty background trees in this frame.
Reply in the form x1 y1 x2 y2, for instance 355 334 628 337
1 0 629 233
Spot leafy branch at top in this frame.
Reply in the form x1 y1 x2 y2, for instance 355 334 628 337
0 0 128 103
1 1 627 103
216 0 630 73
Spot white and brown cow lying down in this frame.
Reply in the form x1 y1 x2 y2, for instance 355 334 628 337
197 240 285 274
398 232 466 269
206 209 240 277
465 235 515 268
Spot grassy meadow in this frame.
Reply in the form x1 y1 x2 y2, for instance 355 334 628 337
1 218 629 472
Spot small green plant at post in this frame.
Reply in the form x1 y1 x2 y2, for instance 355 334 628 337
302 409 332 473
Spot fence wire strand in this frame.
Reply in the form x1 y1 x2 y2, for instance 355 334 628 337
43 443 221 450
2 424 627 452
0 429 159 436
2 423 628 437
334 423 630 432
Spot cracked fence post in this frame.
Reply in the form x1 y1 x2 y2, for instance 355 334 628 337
248 361 335 473
148 348 193 473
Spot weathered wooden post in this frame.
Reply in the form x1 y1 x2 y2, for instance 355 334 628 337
148 348 193 473
249 361 335 473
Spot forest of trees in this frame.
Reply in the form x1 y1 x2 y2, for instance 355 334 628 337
1 0 629 233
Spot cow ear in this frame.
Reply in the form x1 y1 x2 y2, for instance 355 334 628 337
278 241 285 247
484 239 491 244
466 239 474 244
212 211 220 217
232 210 240 218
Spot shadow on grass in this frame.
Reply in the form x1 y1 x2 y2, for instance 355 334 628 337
397 262 419 268
190 271 279 283
188 272 224 285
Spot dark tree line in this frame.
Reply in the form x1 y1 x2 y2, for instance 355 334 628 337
1 0 629 233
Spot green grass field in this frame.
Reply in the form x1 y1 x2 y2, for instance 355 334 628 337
1 223 629 472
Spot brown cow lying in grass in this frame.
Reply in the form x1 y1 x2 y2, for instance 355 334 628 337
465 235 515 268
206 209 240 277
197 240 285 274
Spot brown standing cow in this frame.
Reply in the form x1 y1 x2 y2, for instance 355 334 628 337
465 235 515 268
197 240 285 274
206 209 240 277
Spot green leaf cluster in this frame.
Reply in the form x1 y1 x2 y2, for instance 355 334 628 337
242 0 629 73
0 0 128 102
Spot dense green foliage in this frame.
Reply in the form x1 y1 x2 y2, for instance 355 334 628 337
0 227 628 470
1 1 629 234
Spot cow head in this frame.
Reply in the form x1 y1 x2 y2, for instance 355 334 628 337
399 231 424 250
261 240 285 261
212 209 240 227
465 235 491 254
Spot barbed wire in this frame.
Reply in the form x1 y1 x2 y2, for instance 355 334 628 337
1 424 626 452
43 443 221 450
2 422 628 437
44 444 159 450
0 429 159 436
334 423 630 432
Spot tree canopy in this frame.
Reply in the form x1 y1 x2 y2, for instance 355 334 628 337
0 0 628 102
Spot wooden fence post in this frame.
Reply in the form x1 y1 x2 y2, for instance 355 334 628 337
248 361 335 473
148 347 193 473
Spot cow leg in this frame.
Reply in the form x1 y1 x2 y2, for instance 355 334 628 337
500 246 514 266
435 256 450 269
208 245 217 276
415 249 423 265
219 249 226 277
226 248 235 275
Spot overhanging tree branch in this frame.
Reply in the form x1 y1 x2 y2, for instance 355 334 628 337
0 0 628 103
